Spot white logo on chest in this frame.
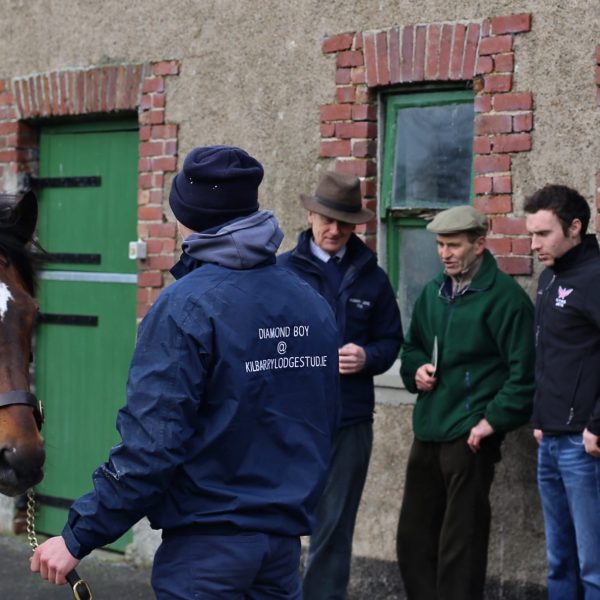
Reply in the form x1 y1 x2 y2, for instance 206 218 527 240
555 285 573 308
349 297 371 310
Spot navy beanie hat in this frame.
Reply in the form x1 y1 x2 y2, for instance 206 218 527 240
169 145 264 232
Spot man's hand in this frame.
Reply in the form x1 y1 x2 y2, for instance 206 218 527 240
533 429 543 444
467 418 495 453
30 536 80 585
583 428 600 458
338 343 366 375
415 363 437 392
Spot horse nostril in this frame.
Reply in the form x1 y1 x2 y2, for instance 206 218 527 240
1 442 45 482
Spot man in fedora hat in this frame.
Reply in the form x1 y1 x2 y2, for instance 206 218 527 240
396 205 535 599
279 170 403 599
32 146 341 599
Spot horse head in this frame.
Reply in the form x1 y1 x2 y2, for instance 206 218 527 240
0 191 45 496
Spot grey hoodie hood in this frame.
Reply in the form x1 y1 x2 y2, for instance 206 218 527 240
182 210 284 270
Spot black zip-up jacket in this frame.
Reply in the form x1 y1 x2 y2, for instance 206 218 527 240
278 231 403 428
532 235 600 435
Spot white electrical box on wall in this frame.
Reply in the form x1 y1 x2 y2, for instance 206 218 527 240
128 240 147 260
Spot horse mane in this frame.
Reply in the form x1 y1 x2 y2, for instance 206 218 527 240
0 232 38 296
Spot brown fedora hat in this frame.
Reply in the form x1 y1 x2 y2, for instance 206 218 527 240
300 171 374 225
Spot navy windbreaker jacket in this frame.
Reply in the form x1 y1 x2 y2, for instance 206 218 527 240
278 230 403 428
62 212 340 559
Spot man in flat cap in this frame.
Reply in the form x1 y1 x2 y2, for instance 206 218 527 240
396 205 535 600
278 170 403 600
32 146 341 599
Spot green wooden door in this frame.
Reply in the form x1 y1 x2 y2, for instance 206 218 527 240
34 120 138 551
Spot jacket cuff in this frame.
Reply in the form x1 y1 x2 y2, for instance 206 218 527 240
586 420 600 437
61 522 91 560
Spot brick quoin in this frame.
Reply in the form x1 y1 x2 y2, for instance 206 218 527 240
335 158 377 177
496 256 532 275
493 92 533 111
494 53 515 73
486 237 512 255
484 73 513 93
320 104 352 121
490 13 532 35
479 35 513 56
511 237 532 255
475 195 512 214
473 136 492 154
491 216 528 236
474 95 492 113
322 33 355 54
513 112 533 132
475 114 512 135
352 104 377 121
320 139 352 157
321 123 335 137
336 51 364 68
335 121 377 139
352 66 366 85
474 176 493 194
492 175 512 194
336 69 352 85
319 14 533 267
474 154 511 174
491 133 532 153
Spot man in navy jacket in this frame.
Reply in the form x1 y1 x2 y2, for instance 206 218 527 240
32 146 341 599
279 171 403 600
525 184 600 599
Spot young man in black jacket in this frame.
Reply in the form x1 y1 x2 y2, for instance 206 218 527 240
525 184 600 599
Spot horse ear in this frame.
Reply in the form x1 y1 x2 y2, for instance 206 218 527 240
12 191 38 243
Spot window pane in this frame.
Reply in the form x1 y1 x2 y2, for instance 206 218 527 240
392 102 474 208
398 227 440 327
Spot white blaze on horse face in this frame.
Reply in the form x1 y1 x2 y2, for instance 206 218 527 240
0 282 13 321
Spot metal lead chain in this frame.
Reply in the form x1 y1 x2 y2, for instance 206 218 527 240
26 488 39 551
25 488 93 599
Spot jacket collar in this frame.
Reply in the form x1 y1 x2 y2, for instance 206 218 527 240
293 229 375 272
436 248 497 297
551 234 600 273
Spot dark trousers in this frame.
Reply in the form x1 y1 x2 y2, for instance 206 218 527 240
152 531 301 599
303 421 373 600
396 435 501 600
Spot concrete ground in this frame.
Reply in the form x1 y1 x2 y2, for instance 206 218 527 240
0 533 544 599
0 533 153 599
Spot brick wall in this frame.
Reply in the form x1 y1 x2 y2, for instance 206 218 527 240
320 13 534 274
0 61 180 319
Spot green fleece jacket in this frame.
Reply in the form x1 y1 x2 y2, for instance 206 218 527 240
400 249 535 442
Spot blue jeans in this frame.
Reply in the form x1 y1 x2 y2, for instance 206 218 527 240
302 421 373 600
152 531 302 599
538 434 600 600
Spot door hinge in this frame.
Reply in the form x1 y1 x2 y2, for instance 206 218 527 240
26 174 101 189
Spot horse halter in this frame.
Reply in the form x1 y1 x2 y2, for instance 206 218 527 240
0 390 43 430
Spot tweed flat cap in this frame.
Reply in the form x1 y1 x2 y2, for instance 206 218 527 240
426 205 488 234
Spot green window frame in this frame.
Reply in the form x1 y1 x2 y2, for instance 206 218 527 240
380 88 475 325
